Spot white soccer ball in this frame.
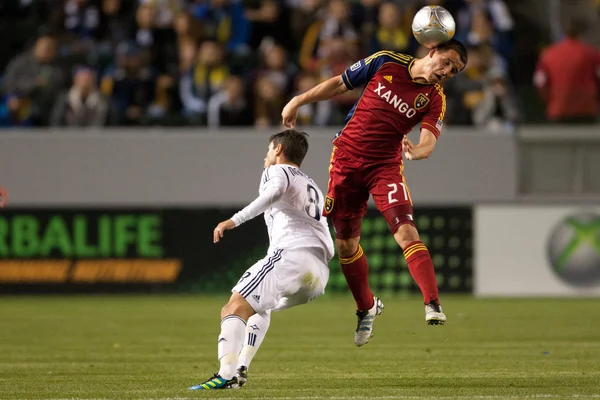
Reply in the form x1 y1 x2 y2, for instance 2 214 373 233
412 5 456 48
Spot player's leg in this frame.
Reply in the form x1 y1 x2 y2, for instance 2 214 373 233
237 248 329 385
393 223 446 325
324 149 384 346
189 251 282 390
189 291 254 390
370 164 445 325
236 311 271 386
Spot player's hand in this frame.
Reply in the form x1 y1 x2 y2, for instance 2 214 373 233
281 99 299 128
0 185 8 208
402 136 415 160
213 219 235 243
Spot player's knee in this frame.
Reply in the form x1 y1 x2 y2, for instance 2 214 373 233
336 237 360 258
221 293 254 320
393 223 420 249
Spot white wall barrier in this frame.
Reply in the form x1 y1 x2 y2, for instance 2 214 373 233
475 205 600 297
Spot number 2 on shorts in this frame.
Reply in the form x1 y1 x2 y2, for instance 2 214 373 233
387 183 408 204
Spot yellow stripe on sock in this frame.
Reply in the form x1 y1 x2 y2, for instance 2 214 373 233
339 245 364 265
403 242 424 253
404 245 428 259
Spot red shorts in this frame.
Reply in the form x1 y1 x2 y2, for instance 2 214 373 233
323 147 414 239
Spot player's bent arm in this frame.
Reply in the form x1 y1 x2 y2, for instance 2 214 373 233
231 176 287 227
231 186 284 227
409 129 438 160
289 76 349 108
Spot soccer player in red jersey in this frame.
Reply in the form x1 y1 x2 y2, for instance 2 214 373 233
281 39 467 346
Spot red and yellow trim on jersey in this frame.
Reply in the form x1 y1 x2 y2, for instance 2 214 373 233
328 146 337 172
399 163 413 206
364 51 412 66
339 245 364 264
434 84 447 121
421 84 447 137
403 242 428 259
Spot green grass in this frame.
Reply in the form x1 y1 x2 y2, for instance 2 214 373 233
1 295 600 400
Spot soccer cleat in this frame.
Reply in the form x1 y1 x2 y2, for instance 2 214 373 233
354 297 384 347
188 373 240 390
425 302 446 325
236 366 248 387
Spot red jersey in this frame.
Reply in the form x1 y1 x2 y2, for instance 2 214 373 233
334 51 446 163
534 38 600 120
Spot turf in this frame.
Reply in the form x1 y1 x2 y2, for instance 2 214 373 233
1 295 599 400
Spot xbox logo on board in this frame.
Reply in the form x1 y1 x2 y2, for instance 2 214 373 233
547 214 600 287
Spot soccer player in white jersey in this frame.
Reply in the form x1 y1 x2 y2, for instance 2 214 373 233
189 129 334 390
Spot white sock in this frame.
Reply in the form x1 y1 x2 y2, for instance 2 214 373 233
217 315 247 379
238 311 271 370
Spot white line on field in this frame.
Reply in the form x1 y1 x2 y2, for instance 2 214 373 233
33 394 600 400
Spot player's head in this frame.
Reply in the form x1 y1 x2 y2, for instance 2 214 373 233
265 130 309 168
422 38 468 84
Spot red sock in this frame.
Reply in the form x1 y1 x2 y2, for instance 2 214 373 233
340 245 374 311
403 241 439 305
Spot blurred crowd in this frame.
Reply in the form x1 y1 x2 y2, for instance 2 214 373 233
0 0 593 133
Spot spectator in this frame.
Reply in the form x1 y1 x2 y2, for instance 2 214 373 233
369 2 410 54
98 0 137 55
318 36 360 124
253 43 298 99
101 42 156 125
471 67 519 133
179 40 230 123
455 0 514 62
51 66 111 127
207 75 253 127
173 11 203 48
134 3 179 74
534 18 600 123
245 0 294 50
2 35 66 125
299 0 358 72
253 75 284 128
189 0 250 56
287 0 323 51
0 94 34 127
62 0 103 42
445 43 517 130
350 0 382 55
295 73 331 126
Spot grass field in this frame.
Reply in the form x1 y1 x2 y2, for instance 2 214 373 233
1 295 599 400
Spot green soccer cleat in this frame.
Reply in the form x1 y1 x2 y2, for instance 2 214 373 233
188 374 240 390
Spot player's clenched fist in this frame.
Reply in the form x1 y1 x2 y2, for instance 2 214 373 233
281 101 298 128
0 185 8 208
402 136 415 160
213 219 236 243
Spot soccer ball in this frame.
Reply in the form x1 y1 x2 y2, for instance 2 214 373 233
412 5 456 48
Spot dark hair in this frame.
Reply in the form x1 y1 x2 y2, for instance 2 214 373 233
269 129 309 167
562 17 586 39
437 38 468 68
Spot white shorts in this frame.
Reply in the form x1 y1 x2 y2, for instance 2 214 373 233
232 247 330 315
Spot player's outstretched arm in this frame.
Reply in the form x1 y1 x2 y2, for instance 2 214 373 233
282 76 349 128
402 129 437 161
213 168 288 243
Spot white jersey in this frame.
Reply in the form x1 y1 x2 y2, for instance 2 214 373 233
231 164 334 261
